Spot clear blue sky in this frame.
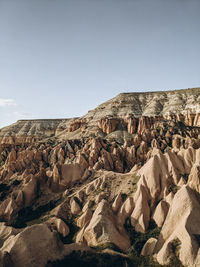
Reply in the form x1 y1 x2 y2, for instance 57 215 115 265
0 0 200 127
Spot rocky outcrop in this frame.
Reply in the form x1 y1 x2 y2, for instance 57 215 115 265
152 200 169 227
1 88 200 145
98 117 120 134
68 119 86 132
47 217 70 237
0 224 63 267
131 184 150 233
0 88 200 266
0 119 73 146
61 163 86 187
155 186 200 267
187 163 200 193
126 117 137 134
0 223 21 247
83 88 200 126
141 238 157 256
76 200 131 252
0 224 89 267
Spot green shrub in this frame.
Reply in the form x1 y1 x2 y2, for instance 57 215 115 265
168 183 180 194
168 239 184 267
91 242 122 253
46 250 133 267
126 220 161 257
125 220 162 266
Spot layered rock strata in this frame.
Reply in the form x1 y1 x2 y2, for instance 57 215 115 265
0 88 200 266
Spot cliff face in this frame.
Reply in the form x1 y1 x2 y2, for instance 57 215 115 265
1 88 200 146
0 118 74 146
83 87 200 120
0 88 200 267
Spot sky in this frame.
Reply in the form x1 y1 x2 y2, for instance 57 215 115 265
0 0 200 127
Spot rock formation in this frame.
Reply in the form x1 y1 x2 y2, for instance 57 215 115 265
0 87 200 266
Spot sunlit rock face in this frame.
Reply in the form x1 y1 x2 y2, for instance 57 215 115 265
1 88 200 146
0 87 200 267
0 119 74 146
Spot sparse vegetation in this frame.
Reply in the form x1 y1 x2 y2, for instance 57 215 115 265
168 239 184 267
11 198 61 228
126 220 161 257
0 178 22 201
168 183 180 194
91 242 122 253
1 89 200 266
128 254 163 267
182 173 189 183
26 214 54 226
46 250 133 267
0 160 4 167
125 220 162 266
0 183 10 201
64 219 80 244
126 174 140 196
194 234 200 246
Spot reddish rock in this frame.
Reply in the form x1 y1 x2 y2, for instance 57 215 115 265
98 117 119 134
126 117 137 134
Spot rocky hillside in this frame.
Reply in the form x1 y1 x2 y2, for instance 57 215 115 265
1 87 200 145
84 87 200 119
0 87 200 266
0 118 74 145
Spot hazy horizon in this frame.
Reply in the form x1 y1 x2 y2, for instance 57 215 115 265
0 0 200 127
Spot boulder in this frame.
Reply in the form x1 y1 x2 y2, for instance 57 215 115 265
80 200 131 252
117 196 134 226
155 186 200 266
52 165 60 184
98 118 119 134
0 251 14 267
0 223 21 248
141 238 157 256
77 209 93 228
188 163 200 193
131 184 150 233
70 199 81 215
48 217 70 237
0 198 18 224
0 224 65 267
152 200 169 227
22 175 38 207
61 163 85 186
112 193 123 213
